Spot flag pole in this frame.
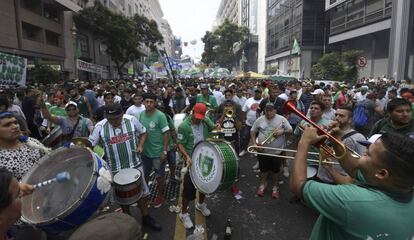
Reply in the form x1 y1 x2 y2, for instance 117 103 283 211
162 48 176 86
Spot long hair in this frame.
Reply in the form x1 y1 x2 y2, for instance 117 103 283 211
0 168 13 212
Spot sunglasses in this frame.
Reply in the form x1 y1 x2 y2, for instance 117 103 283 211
66 108 77 111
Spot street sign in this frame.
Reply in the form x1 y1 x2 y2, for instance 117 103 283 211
357 56 368 68
287 59 294 66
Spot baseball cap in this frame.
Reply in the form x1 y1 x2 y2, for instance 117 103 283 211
193 103 207 120
65 101 77 109
200 83 209 89
103 91 114 97
265 102 275 109
254 87 262 93
357 134 382 146
104 103 123 117
69 213 142 240
311 89 325 95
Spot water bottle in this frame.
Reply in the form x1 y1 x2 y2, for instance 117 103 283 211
224 219 232 240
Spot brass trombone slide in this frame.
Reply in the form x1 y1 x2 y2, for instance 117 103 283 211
247 145 340 165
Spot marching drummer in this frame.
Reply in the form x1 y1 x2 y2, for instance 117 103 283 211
40 99 94 146
88 103 162 231
177 103 217 229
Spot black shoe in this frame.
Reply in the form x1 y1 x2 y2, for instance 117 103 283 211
142 215 162 231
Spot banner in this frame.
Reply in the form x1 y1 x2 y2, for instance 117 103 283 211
76 59 102 74
0 52 27 86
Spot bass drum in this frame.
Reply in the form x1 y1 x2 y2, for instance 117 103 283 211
21 146 109 233
42 126 63 149
173 113 187 130
190 140 238 195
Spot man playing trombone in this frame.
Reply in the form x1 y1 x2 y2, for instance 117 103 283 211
250 103 292 198
291 126 414 239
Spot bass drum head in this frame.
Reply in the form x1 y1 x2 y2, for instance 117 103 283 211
190 141 238 195
307 166 317 179
173 113 187 130
21 147 96 225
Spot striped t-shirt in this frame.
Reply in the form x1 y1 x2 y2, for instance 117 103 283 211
89 115 146 172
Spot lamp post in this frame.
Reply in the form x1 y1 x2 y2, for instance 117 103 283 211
70 23 78 80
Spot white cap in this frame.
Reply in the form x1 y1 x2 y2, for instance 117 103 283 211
65 101 78 109
311 89 325 95
357 134 382 146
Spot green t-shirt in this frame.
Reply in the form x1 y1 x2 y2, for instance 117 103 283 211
369 118 414 138
177 115 215 156
138 110 169 158
49 106 67 117
302 170 414 240
196 94 218 109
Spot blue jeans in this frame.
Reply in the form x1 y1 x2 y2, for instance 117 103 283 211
167 149 176 166
142 155 166 178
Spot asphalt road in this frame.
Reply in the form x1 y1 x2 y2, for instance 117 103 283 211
13 152 318 240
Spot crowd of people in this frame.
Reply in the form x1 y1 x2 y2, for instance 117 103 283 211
0 75 413 239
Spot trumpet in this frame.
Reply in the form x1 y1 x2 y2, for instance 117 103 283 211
247 145 339 165
283 101 360 160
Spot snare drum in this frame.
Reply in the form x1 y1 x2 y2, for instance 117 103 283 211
42 126 63 149
21 146 109 233
173 113 187 130
190 140 239 195
113 168 142 205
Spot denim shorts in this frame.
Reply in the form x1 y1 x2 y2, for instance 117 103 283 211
167 149 176 166
142 154 166 177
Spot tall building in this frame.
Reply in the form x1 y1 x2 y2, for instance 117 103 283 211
0 0 82 81
325 0 414 81
265 0 326 78
214 0 240 29
160 19 174 57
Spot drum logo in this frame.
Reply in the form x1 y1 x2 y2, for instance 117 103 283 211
196 153 216 182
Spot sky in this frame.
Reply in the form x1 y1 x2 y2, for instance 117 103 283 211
159 0 221 61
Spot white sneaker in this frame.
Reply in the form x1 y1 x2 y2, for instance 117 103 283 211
283 166 289 178
195 202 211 217
179 212 194 229
238 150 246 157
252 162 259 170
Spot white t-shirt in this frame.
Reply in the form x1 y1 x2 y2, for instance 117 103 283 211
354 92 367 102
125 104 146 117
242 97 262 126
213 90 224 106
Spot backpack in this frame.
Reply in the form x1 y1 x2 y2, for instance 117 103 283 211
353 103 368 128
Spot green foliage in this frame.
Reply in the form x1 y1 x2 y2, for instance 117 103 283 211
74 2 163 77
28 64 62 84
311 50 363 82
201 19 249 69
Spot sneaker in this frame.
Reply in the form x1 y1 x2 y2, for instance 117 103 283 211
151 195 165 208
256 185 266 197
195 202 211 217
252 162 259 170
142 215 162 231
179 212 194 229
283 166 289 178
238 150 246 157
272 186 280 199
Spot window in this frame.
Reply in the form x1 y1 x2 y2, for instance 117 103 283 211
366 0 383 15
43 3 61 23
21 0 42 15
77 34 89 57
22 22 43 43
45 30 60 46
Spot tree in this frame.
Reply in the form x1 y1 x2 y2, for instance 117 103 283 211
311 50 362 82
74 2 163 77
28 64 62 84
201 19 249 69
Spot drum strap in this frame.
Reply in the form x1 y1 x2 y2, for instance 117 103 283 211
63 117 81 142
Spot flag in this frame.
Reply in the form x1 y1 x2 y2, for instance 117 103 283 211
291 38 301 55
75 41 81 59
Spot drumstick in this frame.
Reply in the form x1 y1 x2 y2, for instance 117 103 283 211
33 171 71 189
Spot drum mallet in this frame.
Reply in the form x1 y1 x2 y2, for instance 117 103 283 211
33 171 71 189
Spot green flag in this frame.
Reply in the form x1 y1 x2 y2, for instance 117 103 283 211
292 38 301 55
75 41 81 59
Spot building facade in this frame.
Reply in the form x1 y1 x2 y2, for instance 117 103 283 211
326 0 414 81
214 0 241 29
265 0 326 78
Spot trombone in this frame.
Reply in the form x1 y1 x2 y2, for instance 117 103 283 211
247 145 340 165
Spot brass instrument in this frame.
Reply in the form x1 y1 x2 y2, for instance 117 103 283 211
259 123 285 145
283 101 360 160
247 145 339 165
224 106 234 118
